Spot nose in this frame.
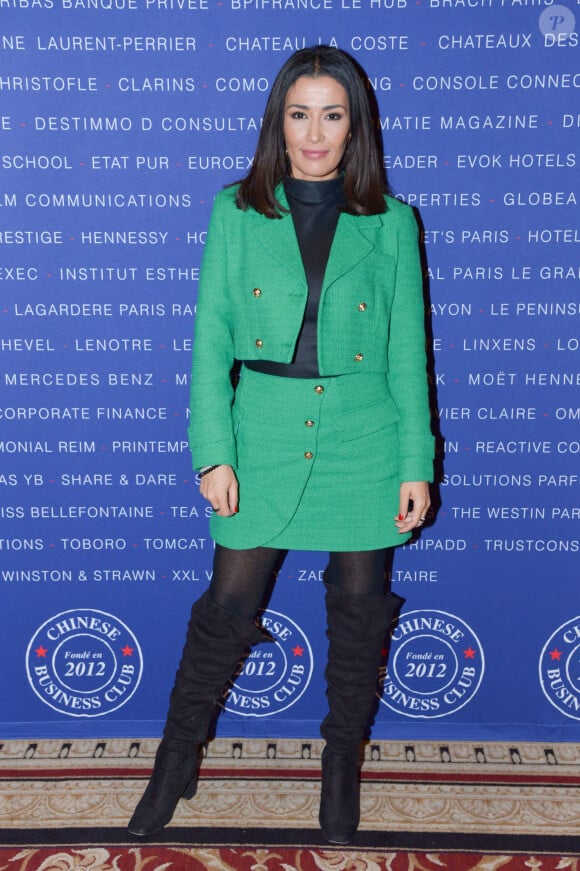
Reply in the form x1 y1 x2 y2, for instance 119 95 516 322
308 119 323 143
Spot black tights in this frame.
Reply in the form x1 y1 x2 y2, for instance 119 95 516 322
208 544 390 621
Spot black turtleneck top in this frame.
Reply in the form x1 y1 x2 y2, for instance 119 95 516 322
245 174 345 378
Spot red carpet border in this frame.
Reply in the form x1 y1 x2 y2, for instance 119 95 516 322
0 847 578 870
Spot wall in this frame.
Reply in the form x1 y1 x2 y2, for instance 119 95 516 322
1 1 579 741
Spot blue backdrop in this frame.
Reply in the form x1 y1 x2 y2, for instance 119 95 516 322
1 1 579 743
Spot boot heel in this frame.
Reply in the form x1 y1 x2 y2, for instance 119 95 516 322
182 776 198 800
127 744 198 837
319 748 360 845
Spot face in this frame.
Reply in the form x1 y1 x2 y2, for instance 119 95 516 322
283 76 351 182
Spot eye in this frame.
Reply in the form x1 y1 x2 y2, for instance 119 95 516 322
289 111 307 120
326 113 343 121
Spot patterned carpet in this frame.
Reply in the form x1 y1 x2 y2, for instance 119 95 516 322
0 847 578 870
1 738 579 867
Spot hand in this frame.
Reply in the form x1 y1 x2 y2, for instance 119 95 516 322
200 465 239 516
394 481 430 534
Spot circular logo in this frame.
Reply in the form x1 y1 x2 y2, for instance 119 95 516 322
223 609 313 718
539 6 576 37
539 616 580 721
379 609 485 719
26 609 143 717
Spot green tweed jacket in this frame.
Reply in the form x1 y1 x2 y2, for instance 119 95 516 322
188 184 434 483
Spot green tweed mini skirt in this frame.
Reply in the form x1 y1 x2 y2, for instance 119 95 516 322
210 365 410 552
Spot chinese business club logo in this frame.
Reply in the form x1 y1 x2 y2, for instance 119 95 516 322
26 609 143 717
380 609 485 719
539 616 580 721
224 609 313 717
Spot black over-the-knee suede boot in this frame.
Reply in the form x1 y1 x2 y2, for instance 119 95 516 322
128 591 268 836
319 582 400 845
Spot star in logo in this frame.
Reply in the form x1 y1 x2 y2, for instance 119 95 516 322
35 645 48 658
291 645 304 657
463 647 476 660
549 648 563 661
121 644 134 657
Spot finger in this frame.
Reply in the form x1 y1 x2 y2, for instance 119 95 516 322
395 504 426 532
227 480 239 515
397 493 410 522
394 507 408 527
200 480 212 502
413 503 430 527
394 512 412 533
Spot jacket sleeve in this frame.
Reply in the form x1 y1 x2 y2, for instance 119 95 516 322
187 194 238 471
387 206 435 483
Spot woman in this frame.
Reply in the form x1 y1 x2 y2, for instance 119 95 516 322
129 45 434 845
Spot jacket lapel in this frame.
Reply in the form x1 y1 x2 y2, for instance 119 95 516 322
323 211 384 291
248 183 385 288
249 186 306 282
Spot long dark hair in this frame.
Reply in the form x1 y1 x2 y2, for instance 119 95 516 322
235 46 389 218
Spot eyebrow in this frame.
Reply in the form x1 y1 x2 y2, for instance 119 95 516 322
286 103 348 111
